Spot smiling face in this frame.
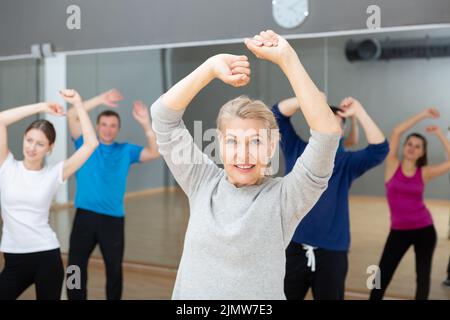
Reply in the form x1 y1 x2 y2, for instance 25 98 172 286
23 129 53 164
96 115 120 144
217 96 279 188
219 118 277 187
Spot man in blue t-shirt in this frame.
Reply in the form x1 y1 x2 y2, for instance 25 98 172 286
273 96 389 300
66 89 160 300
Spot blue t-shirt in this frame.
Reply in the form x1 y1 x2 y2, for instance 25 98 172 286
73 136 143 217
272 104 389 251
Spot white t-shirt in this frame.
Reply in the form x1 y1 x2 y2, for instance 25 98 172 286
0 152 65 253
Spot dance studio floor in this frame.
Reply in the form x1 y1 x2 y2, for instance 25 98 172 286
1 189 449 300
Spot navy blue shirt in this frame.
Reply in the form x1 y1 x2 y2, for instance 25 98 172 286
272 104 389 251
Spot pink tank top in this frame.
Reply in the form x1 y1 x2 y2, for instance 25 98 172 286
385 165 433 230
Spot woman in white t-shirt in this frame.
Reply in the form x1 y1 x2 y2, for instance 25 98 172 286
0 89 99 300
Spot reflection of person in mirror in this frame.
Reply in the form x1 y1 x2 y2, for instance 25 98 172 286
65 90 160 300
0 90 98 300
371 108 450 300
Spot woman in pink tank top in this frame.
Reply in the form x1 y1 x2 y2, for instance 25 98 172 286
370 108 450 300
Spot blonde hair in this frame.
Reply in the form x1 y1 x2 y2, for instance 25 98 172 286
216 96 280 141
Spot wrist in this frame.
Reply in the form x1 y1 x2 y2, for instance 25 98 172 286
354 107 367 120
141 122 152 131
419 111 430 119
435 130 444 137
36 103 46 113
73 101 83 108
145 128 155 137
278 47 299 71
203 57 218 82
145 127 155 139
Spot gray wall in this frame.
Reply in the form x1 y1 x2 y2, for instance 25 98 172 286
66 50 169 199
169 29 450 200
1 0 450 56
0 59 40 157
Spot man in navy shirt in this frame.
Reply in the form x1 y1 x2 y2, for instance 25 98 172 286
66 90 160 300
273 96 389 300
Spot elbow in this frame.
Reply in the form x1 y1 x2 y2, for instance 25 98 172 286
330 116 343 136
85 138 99 150
331 124 343 136
91 140 100 149
318 118 342 135
392 128 402 137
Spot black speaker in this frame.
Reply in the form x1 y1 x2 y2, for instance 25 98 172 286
345 37 450 62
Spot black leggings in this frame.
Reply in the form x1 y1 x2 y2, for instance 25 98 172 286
370 225 437 300
0 248 64 300
67 208 124 300
447 256 450 280
284 241 348 300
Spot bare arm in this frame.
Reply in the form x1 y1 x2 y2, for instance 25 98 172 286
338 97 384 145
386 108 439 180
61 90 99 181
277 97 300 117
132 101 160 162
0 102 64 166
423 125 450 182
388 108 439 161
344 116 359 148
67 89 123 139
162 55 250 111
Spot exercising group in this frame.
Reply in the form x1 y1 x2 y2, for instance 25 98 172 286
0 30 449 300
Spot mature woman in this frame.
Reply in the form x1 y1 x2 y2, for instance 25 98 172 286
150 30 342 299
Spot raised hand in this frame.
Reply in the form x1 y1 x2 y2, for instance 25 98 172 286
207 54 250 87
132 100 151 126
59 89 83 106
338 97 364 118
426 125 442 135
39 102 65 116
422 107 440 119
244 30 294 66
98 89 123 108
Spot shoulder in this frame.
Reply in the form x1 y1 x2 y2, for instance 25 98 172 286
47 160 65 176
0 152 17 173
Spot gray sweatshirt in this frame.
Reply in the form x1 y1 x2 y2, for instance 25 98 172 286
151 97 340 300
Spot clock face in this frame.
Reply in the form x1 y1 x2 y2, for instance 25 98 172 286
272 0 309 29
